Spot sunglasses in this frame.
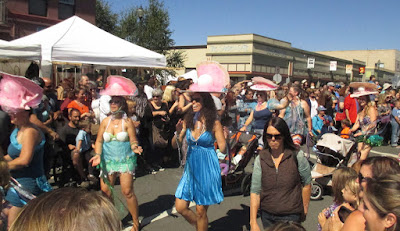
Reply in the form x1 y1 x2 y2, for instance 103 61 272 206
192 97 202 103
265 133 283 140
358 173 371 183
109 100 121 105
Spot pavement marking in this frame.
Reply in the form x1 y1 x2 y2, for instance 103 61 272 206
123 201 197 231
370 149 398 156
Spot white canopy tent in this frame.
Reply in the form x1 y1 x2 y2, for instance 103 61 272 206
0 39 41 61
179 70 198 83
9 16 166 76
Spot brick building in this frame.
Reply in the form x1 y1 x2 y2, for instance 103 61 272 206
0 0 95 41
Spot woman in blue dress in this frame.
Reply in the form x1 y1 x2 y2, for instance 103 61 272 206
173 92 226 231
0 73 51 228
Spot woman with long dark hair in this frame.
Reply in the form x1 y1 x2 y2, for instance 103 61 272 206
250 117 311 230
173 92 226 231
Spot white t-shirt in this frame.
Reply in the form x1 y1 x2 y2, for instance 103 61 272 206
212 94 222 111
144 85 154 100
310 98 318 119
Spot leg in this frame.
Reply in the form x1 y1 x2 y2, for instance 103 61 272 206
7 206 21 229
100 173 117 198
120 173 139 231
359 144 372 161
196 205 209 231
391 122 399 147
70 151 87 181
175 198 197 226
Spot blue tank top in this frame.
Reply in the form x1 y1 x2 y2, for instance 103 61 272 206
253 108 272 129
8 128 45 179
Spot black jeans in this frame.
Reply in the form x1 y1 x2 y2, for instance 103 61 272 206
261 210 301 229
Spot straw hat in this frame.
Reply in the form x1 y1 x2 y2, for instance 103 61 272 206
349 82 378 98
250 77 278 91
0 72 43 113
188 61 230 93
100 76 138 96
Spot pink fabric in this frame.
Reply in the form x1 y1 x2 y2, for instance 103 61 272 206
189 61 230 92
0 72 43 112
250 77 278 91
100 75 138 96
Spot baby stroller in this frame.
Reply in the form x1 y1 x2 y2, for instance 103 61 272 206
220 131 259 196
310 133 357 200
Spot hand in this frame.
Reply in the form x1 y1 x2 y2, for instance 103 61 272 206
318 210 328 227
159 111 167 116
176 119 183 134
240 126 246 131
308 129 314 137
132 145 143 155
354 132 362 137
250 222 261 231
132 121 140 128
89 155 101 167
50 130 59 140
328 206 344 231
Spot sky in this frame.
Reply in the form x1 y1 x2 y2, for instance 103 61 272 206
104 0 400 51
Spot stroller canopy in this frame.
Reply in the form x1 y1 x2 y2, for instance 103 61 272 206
316 133 355 157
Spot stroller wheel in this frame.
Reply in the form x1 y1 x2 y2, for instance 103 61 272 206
311 181 324 200
241 173 252 196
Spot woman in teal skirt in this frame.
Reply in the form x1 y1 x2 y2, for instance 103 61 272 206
90 96 143 231
173 92 226 231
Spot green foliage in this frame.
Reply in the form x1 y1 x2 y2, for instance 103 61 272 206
95 0 119 35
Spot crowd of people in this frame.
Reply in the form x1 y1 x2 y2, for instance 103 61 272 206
0 60 399 231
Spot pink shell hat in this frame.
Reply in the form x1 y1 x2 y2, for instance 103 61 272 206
0 72 43 113
189 61 230 93
100 75 138 96
250 77 278 91
349 82 378 98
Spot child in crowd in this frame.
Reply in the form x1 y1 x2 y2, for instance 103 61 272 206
74 120 95 182
126 99 140 135
390 100 400 147
317 167 357 231
340 119 351 139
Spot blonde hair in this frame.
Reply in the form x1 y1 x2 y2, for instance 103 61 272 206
162 85 175 102
126 99 137 117
331 167 357 204
345 177 360 209
365 175 400 231
10 188 122 231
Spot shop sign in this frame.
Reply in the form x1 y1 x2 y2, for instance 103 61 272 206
330 61 337 71
307 58 315 69
359 67 365 74
346 64 353 74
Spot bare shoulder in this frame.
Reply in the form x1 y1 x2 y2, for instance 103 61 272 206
342 210 365 231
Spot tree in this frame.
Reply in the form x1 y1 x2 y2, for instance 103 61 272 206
119 0 184 82
95 0 119 35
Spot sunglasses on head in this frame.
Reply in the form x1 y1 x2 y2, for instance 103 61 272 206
358 173 371 183
265 133 283 140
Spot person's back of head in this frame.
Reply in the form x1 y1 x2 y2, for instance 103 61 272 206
9 188 121 231
362 156 400 178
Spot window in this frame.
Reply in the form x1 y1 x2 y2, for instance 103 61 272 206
29 0 47 17
58 0 75 20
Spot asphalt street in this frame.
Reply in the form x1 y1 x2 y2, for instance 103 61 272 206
115 144 399 231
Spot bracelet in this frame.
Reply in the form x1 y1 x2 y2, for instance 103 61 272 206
130 141 139 145
95 153 101 157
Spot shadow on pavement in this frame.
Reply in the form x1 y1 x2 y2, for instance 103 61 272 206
139 194 176 218
208 204 250 231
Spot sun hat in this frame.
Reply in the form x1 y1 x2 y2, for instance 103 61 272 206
301 79 307 84
188 61 230 93
383 83 392 91
349 82 378 98
100 75 138 96
317 105 327 111
0 71 43 113
250 77 278 91
327 82 335 87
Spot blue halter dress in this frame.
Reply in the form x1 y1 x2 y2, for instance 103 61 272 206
175 129 224 205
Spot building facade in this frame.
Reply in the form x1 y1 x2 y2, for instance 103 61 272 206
0 0 95 41
172 34 365 84
317 49 400 83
